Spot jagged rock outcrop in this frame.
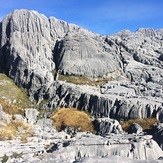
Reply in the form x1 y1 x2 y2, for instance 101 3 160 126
1 124 163 163
93 118 123 136
128 123 143 134
80 156 163 163
0 9 163 121
24 108 39 124
43 80 163 121
45 133 163 162
153 123 163 150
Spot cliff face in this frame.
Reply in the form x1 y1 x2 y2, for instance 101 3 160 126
0 9 163 120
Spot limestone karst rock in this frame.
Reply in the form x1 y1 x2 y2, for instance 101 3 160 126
45 133 163 162
1 10 163 163
0 9 163 121
153 123 163 150
128 123 143 134
93 118 123 136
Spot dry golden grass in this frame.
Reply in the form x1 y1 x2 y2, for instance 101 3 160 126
121 118 159 132
51 108 94 133
0 96 32 141
0 121 32 141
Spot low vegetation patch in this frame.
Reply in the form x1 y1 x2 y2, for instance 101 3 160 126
52 69 115 86
1 154 9 163
59 74 114 86
0 73 31 109
51 108 94 133
1 152 23 163
0 98 23 115
0 120 32 141
0 73 35 141
0 98 32 141
11 152 23 159
121 118 159 132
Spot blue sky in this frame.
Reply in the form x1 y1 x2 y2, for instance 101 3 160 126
0 0 163 35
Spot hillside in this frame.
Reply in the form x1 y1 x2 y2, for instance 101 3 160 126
0 9 163 162
0 9 163 121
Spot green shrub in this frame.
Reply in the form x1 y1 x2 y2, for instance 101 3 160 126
1 154 9 163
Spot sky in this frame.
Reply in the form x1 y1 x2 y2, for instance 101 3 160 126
0 0 163 35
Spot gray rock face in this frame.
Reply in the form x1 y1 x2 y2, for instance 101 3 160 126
45 133 163 162
153 123 163 150
157 109 163 123
0 9 55 99
44 80 162 121
54 32 121 78
0 9 163 121
80 157 163 163
1 131 162 163
93 118 123 136
0 109 10 124
24 108 39 124
128 123 143 134
1 9 163 163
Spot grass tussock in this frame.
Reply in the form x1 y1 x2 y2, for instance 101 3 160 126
51 108 94 133
121 118 159 132
0 73 31 109
0 121 32 141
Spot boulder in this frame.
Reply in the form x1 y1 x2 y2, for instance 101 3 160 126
128 123 143 134
153 123 163 150
12 114 26 122
24 108 39 125
93 118 123 136
0 110 10 124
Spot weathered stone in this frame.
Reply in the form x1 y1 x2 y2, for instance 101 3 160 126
156 108 163 123
0 110 10 124
128 123 143 134
93 118 123 136
153 123 163 150
24 108 39 124
45 133 163 162
12 114 26 122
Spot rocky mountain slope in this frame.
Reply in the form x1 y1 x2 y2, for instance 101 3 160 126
0 9 162 121
0 9 163 162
